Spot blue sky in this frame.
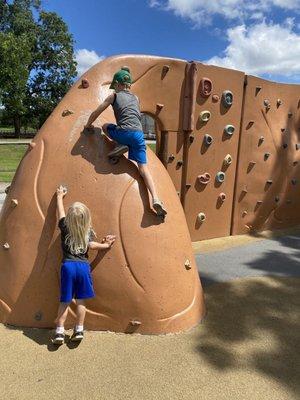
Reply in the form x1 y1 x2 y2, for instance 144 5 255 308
43 0 300 83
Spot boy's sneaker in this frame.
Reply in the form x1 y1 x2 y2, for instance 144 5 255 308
51 333 65 345
153 199 167 217
108 145 129 158
70 329 84 342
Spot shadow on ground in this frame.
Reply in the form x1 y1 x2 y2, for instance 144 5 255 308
197 275 300 397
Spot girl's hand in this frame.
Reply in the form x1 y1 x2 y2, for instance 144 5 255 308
56 185 67 198
103 235 116 248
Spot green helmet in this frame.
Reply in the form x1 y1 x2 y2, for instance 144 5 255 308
109 67 132 89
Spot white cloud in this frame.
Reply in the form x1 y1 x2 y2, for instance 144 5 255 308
75 49 105 76
205 20 300 77
149 0 300 25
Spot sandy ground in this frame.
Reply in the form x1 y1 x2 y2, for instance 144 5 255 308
1 276 299 400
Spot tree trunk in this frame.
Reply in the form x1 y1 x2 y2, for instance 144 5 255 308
13 115 21 138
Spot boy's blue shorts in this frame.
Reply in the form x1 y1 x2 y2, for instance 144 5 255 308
60 260 95 303
106 124 147 164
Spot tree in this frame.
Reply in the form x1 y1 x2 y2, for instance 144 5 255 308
0 0 77 135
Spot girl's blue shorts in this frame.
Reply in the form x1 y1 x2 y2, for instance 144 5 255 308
60 260 95 303
106 124 147 164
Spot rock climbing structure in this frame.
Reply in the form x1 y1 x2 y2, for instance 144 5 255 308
0 55 205 333
0 53 299 332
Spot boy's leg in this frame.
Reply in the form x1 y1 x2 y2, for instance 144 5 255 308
103 124 129 157
138 163 167 217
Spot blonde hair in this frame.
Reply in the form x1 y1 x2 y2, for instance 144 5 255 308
65 202 95 255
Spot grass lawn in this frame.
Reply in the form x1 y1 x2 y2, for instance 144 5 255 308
147 143 156 152
0 144 28 182
0 143 156 183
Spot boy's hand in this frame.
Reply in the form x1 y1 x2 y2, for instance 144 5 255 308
84 124 95 132
56 185 67 198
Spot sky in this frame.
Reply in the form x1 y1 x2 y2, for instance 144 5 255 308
42 0 300 84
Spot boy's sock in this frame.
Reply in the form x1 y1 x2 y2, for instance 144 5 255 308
55 326 64 334
75 325 84 332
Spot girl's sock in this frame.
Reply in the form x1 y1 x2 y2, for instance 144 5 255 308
75 325 84 332
55 326 64 334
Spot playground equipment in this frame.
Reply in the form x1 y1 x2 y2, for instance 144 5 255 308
0 55 206 333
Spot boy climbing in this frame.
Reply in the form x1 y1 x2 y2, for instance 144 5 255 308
85 67 167 218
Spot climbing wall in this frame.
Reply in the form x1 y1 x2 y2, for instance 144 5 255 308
183 64 245 240
232 76 300 234
0 55 205 334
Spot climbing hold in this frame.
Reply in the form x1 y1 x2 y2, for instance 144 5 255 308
162 65 170 78
34 311 42 321
189 135 195 143
184 259 192 270
199 111 211 122
242 211 248 217
176 160 183 167
295 144 300 150
291 179 297 185
293 161 298 166
283 143 288 149
224 125 235 136
275 196 280 203
221 90 233 108
212 94 219 102
216 171 225 183
185 183 191 189
277 99 282 107
288 112 293 118
255 86 262 95
62 109 74 117
81 79 89 88
156 104 164 113
247 121 254 128
130 320 141 326
241 187 248 193
266 179 273 185
263 99 271 110
281 128 286 133
11 199 18 207
3 243 9 250
168 154 175 162
224 154 233 165
204 134 213 146
264 152 271 160
249 161 256 167
29 142 36 149
4 185 10 194
257 200 263 205
200 78 212 97
197 212 206 222
197 173 211 185
258 136 264 145
218 193 226 202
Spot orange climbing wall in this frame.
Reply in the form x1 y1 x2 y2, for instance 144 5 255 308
0 55 205 334
232 76 300 234
183 64 245 240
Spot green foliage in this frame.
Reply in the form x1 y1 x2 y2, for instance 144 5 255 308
0 0 77 132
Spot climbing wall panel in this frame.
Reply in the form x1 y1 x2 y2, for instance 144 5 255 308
183 64 245 241
232 76 300 234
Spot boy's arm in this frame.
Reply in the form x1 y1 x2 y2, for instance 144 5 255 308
56 185 67 220
85 94 115 128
